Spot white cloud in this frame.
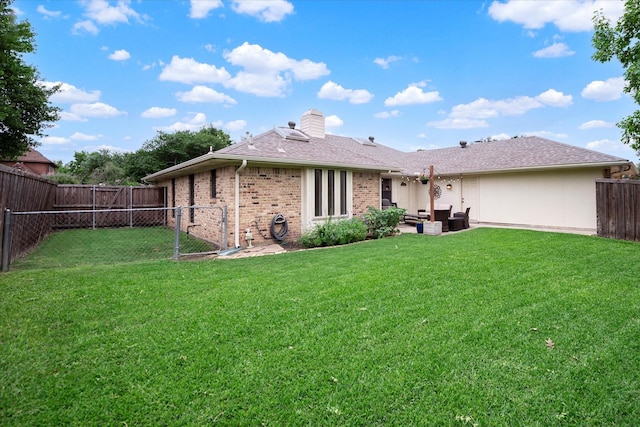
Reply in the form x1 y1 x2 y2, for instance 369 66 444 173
175 86 237 104
189 0 223 19
82 0 144 25
223 43 329 97
488 0 624 32
582 77 626 101
231 0 294 22
537 88 572 107
374 55 401 69
70 132 102 141
317 81 373 104
156 113 208 132
533 42 575 58
586 139 637 156
40 136 71 145
37 5 63 18
579 119 614 130
141 107 178 118
384 85 442 106
224 42 329 80
108 49 131 61
159 55 231 85
374 110 402 119
69 102 126 118
447 89 569 122
59 111 87 122
490 133 512 140
427 118 490 129
72 20 99 35
224 120 247 132
325 115 344 128
43 82 101 103
523 130 569 139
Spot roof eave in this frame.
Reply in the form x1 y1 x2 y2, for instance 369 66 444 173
143 152 402 182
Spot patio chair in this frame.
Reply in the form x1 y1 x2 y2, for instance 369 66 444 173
453 207 471 229
382 198 396 209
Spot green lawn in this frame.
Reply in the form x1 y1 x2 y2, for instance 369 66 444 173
1 228 639 425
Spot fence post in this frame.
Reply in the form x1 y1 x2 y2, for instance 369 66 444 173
222 205 228 251
2 209 11 272
92 185 96 229
173 207 181 259
129 186 133 227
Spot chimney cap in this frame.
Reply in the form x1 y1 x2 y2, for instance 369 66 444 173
459 141 468 148
288 121 296 129
368 136 375 142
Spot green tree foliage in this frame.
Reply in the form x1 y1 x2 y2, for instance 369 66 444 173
61 126 232 185
123 126 232 183
0 0 60 160
592 1 640 152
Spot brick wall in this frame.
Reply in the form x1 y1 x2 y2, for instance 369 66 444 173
352 171 380 216
160 166 380 249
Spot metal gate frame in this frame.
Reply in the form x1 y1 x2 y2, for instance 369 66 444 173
173 205 228 259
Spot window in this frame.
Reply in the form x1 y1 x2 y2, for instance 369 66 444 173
312 169 349 218
171 178 176 218
327 170 335 216
340 171 347 215
210 169 217 198
189 174 195 223
314 169 323 217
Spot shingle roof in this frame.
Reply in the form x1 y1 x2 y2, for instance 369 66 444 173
402 136 629 176
215 128 404 170
16 149 56 165
144 129 631 182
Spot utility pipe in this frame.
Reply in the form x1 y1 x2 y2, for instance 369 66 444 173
234 160 248 247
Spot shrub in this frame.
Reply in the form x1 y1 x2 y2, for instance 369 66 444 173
300 217 368 248
363 206 406 239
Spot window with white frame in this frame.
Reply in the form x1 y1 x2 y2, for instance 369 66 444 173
312 168 351 218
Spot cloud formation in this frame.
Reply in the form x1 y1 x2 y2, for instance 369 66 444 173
384 84 443 107
317 81 374 104
231 0 294 22
582 77 626 101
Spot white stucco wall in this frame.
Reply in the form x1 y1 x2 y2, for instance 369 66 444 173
391 167 604 231
470 168 601 230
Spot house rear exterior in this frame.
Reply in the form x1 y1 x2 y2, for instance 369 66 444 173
144 109 635 248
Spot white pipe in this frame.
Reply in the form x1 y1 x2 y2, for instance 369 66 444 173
234 160 248 247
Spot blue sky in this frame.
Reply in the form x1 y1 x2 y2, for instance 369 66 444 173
13 0 637 164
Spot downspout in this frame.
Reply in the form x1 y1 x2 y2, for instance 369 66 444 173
234 160 248 248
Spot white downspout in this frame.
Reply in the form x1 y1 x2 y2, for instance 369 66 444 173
234 160 248 247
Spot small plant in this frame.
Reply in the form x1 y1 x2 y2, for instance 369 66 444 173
300 217 368 248
416 171 429 184
363 206 406 239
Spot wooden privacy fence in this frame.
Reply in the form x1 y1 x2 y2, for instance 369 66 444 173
1 166 167 269
0 165 57 238
596 179 640 242
54 185 166 228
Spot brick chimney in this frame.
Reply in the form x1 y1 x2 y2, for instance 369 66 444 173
300 109 325 139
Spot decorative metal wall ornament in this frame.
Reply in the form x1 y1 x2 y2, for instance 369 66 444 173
429 184 442 199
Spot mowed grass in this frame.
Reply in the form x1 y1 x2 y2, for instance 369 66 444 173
1 228 639 425
9 227 214 270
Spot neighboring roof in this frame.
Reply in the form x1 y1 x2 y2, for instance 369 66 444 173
17 149 56 166
144 129 632 183
0 149 57 176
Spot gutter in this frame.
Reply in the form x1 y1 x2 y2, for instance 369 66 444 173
234 160 247 248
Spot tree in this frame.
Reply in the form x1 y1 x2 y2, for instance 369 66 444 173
123 126 232 182
592 1 640 152
0 0 60 160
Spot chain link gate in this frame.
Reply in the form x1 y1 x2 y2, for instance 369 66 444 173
1 205 228 271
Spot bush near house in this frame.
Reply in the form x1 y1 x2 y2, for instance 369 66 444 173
300 217 368 248
363 206 406 239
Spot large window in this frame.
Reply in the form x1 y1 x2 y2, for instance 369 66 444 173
313 169 349 218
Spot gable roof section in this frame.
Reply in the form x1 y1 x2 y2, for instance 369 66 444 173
144 128 403 182
401 137 629 176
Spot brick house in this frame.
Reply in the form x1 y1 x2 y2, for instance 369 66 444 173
144 109 635 248
0 149 57 176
